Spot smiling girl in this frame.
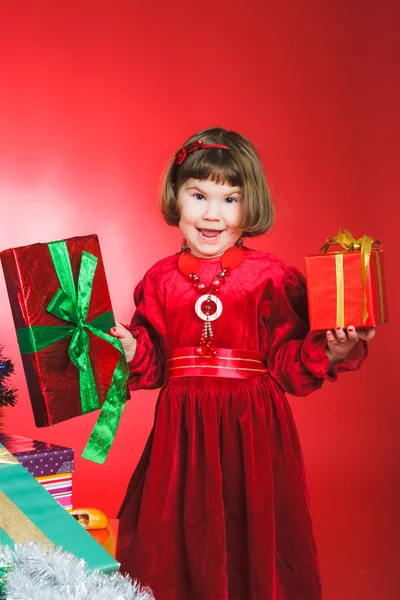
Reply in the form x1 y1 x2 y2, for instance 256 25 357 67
111 128 374 600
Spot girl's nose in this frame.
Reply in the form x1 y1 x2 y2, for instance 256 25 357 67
203 200 220 220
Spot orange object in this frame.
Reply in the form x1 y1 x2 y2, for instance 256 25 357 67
70 507 109 529
71 507 119 558
87 524 116 557
88 528 110 545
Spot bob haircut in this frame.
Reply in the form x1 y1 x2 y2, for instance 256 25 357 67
160 128 274 237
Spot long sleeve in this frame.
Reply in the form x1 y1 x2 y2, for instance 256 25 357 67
263 266 367 397
126 277 167 391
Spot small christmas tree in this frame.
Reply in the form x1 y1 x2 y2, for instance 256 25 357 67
0 345 17 430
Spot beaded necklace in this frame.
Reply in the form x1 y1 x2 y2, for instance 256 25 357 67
178 239 244 356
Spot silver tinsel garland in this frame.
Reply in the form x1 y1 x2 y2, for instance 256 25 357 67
0 544 155 600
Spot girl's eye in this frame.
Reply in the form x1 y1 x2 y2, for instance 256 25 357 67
225 197 237 204
194 193 205 200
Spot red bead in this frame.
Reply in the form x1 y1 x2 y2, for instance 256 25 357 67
212 277 221 287
204 346 217 358
192 275 199 282
195 346 203 356
178 251 200 277
200 299 216 315
221 244 244 270
195 282 206 292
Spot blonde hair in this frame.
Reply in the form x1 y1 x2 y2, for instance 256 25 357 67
160 128 274 237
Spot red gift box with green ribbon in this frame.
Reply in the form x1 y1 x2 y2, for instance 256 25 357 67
0 234 129 464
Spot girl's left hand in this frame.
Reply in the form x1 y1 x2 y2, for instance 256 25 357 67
325 326 375 365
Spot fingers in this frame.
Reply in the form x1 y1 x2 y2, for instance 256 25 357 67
326 325 359 344
346 326 359 343
109 322 130 339
366 327 376 341
326 330 336 343
357 327 376 341
326 325 375 344
334 325 351 343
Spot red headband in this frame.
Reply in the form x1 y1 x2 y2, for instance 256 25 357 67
174 140 229 165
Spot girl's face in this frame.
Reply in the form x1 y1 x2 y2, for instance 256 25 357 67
177 178 244 258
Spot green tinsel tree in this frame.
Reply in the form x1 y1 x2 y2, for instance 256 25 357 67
0 346 17 430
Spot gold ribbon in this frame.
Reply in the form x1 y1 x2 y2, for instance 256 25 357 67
0 448 19 465
0 491 54 547
334 254 345 328
319 228 381 325
375 251 386 322
0 444 54 548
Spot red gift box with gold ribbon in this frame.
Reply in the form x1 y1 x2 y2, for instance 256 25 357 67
304 229 389 331
0 234 129 463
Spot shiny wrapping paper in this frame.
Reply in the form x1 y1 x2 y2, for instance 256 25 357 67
0 442 119 573
0 433 74 510
0 433 73 476
1 235 129 463
305 230 389 330
35 474 73 511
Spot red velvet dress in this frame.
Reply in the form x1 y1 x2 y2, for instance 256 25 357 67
117 248 366 600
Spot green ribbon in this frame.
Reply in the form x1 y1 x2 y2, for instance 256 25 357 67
16 240 128 464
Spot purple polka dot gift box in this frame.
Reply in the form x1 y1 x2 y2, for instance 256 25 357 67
0 432 74 510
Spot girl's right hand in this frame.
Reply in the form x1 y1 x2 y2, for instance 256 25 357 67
110 322 137 362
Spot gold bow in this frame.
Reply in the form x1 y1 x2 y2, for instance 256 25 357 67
319 228 381 325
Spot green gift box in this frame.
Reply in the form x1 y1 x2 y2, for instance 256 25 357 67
0 443 119 573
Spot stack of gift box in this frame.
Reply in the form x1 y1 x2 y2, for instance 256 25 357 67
0 433 74 511
0 436 119 574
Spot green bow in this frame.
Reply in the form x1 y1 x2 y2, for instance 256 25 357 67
16 240 128 464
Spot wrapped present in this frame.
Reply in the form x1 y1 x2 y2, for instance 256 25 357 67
0 442 119 573
305 228 389 330
36 474 73 511
0 433 74 510
0 235 129 463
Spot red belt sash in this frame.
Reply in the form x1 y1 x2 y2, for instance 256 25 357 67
165 347 268 379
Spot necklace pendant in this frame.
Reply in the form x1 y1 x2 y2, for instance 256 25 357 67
195 294 221 358
178 245 244 359
195 294 223 322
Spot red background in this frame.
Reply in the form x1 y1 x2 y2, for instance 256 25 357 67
0 2 399 598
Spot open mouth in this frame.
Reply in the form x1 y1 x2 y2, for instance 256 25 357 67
198 228 223 239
